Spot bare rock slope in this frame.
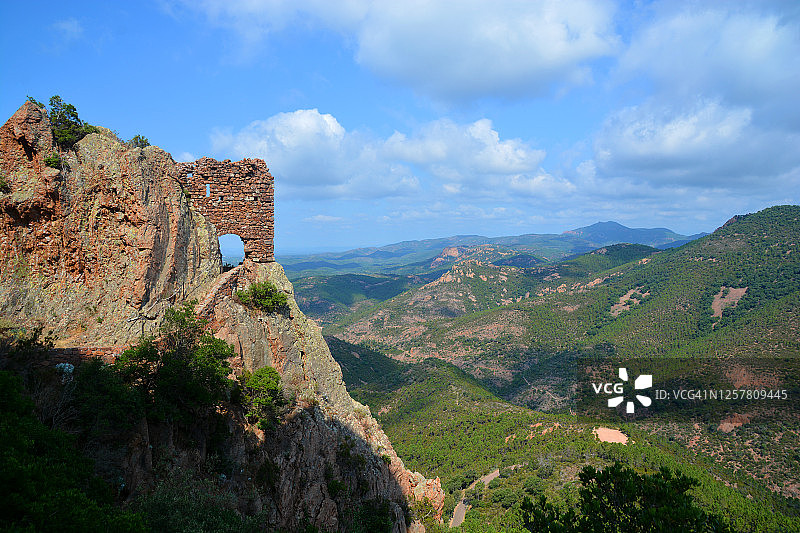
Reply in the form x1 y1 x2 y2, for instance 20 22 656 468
0 101 221 345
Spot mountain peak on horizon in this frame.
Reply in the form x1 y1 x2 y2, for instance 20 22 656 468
562 220 686 247
564 220 672 233
577 220 627 228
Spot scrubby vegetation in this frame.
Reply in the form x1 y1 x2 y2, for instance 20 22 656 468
293 273 435 325
134 460 265 533
44 151 62 168
326 206 800 411
0 307 288 532
0 370 146 531
325 335 408 406
28 95 154 152
114 302 235 423
73 358 145 437
236 281 288 312
328 338 800 532
25 95 102 150
127 134 150 148
47 95 100 149
26 95 46 109
559 243 658 278
240 366 286 430
521 462 733 532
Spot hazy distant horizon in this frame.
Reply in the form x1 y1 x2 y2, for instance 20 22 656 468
220 216 720 259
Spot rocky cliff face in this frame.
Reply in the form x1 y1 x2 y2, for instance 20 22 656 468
0 101 221 346
191 258 446 530
0 102 443 531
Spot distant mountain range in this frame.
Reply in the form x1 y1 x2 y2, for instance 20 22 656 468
327 206 800 388
277 221 708 278
563 220 707 249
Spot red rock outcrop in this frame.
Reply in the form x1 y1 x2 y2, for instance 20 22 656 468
0 101 221 346
196 258 445 529
430 245 467 268
0 101 444 531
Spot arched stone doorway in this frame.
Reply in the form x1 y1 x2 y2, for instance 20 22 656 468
219 234 244 271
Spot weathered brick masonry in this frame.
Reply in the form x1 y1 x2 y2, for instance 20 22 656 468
176 157 274 262
44 346 126 367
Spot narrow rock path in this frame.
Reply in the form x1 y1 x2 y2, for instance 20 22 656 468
194 264 242 317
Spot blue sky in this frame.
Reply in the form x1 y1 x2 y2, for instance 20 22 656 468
2 1 799 254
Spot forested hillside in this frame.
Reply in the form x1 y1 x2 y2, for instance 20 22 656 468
327 206 800 393
321 206 800 530
327 339 800 532
279 222 700 278
293 273 439 326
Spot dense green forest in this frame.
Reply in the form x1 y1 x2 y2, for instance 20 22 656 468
324 206 800 402
328 340 800 532
294 273 439 325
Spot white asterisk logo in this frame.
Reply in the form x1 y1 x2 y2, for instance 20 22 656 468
608 368 652 414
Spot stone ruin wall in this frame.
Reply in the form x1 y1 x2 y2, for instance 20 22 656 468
176 157 274 262
44 346 125 367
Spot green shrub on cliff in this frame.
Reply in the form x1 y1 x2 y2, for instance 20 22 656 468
127 135 150 148
136 462 263 533
27 95 46 109
44 152 62 168
236 281 288 312
0 322 53 361
0 371 146 531
73 358 144 438
240 365 286 430
48 95 99 149
115 302 235 423
347 499 395 533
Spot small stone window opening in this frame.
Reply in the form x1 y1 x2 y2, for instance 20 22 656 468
205 184 210 197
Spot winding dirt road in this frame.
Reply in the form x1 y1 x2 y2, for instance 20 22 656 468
449 469 500 528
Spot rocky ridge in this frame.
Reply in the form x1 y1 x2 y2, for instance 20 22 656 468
0 101 221 346
0 101 444 531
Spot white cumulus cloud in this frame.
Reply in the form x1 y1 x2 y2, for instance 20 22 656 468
618 6 800 127
594 99 800 185
212 109 419 199
356 0 620 100
212 110 564 200
177 0 619 101
383 118 546 180
588 3 800 193
507 172 576 197
597 101 750 166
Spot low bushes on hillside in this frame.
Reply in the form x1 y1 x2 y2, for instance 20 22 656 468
240 366 286 430
235 281 288 312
